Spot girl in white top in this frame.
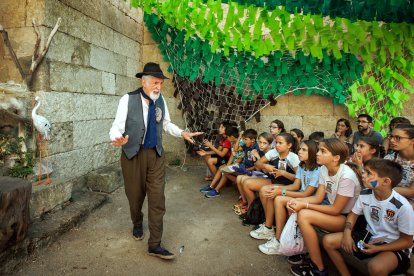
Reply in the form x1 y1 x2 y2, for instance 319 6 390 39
250 140 321 254
241 133 300 207
288 138 361 276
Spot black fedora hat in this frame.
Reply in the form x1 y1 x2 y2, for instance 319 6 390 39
135 62 169 79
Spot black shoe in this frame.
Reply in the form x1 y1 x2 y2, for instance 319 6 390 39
133 225 144 240
290 263 328 276
148 245 175 260
287 253 309 265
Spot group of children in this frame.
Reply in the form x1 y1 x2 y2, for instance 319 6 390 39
196 115 414 276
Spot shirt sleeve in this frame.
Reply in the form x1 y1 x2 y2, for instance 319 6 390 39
265 149 278 161
351 195 363 215
287 152 300 168
223 138 231 149
295 167 302 180
109 94 129 141
308 168 320 188
397 204 414 235
162 96 184 138
337 178 356 198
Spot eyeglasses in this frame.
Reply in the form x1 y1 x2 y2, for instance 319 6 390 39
389 135 411 142
269 125 278 129
356 120 369 124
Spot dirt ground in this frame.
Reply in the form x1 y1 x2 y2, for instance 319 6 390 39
14 166 293 276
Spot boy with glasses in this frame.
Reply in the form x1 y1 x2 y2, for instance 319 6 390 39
352 114 383 150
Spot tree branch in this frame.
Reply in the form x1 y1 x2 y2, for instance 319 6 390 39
25 17 61 87
0 108 31 124
0 24 26 80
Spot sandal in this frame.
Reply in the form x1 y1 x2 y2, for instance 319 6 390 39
234 205 248 215
203 176 213 181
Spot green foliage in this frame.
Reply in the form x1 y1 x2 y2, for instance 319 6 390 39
131 0 414 132
1 135 34 179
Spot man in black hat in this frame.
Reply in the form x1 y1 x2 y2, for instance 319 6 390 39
109 62 202 259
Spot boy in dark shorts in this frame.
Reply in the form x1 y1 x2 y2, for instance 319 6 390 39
323 158 414 276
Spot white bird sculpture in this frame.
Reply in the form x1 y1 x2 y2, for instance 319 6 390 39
32 96 52 184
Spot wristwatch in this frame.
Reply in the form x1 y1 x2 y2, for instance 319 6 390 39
282 188 287 196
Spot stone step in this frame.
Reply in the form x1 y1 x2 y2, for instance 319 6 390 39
0 191 108 274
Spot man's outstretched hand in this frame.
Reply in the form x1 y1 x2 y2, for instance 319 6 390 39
181 131 204 144
111 135 129 147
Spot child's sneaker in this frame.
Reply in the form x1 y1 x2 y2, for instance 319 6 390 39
258 237 281 255
290 263 328 276
200 185 213 193
205 189 220 198
287 253 309 265
249 223 274 240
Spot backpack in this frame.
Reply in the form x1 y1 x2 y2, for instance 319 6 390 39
242 197 265 225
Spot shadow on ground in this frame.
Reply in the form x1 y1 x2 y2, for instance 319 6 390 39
14 166 325 275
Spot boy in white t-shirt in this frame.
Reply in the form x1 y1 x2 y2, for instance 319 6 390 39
323 158 414 276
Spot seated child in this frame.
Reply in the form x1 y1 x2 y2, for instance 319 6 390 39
240 133 300 210
309 131 325 143
250 140 320 253
290 128 304 144
323 158 414 276
287 138 361 276
383 117 411 154
197 121 233 179
384 124 414 209
350 136 380 172
201 129 259 198
233 132 273 213
199 127 241 194
269 119 286 148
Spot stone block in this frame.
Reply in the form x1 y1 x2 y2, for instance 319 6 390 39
90 45 126 75
247 115 303 135
403 97 414 116
126 57 139 78
302 115 338 138
129 7 144 23
72 93 99 121
288 94 334 116
30 179 73 218
113 32 140 59
26 0 46 27
95 95 120 119
333 103 352 118
0 58 24 83
35 91 74 123
0 0 26 28
7 27 38 57
48 148 95 180
109 0 120 8
30 59 51 92
92 143 120 170
102 72 116 94
260 95 289 116
73 119 112 149
49 62 102 93
86 164 123 193
101 1 122 33
115 75 138 95
44 0 114 51
58 0 102 22
47 31 91 66
48 121 74 155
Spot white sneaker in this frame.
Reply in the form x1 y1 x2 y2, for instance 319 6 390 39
258 237 281 255
250 224 274 240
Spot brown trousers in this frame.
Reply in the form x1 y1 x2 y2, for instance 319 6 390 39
121 149 166 247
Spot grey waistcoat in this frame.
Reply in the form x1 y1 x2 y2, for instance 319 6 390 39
122 88 165 159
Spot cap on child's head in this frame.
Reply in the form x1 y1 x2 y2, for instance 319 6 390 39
364 158 403 188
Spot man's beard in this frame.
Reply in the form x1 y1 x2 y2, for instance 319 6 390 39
150 90 160 101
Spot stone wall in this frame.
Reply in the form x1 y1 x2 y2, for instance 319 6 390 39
0 0 144 188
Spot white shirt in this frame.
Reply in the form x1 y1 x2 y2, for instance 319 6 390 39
264 150 300 170
319 164 361 214
109 93 183 141
352 190 414 244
